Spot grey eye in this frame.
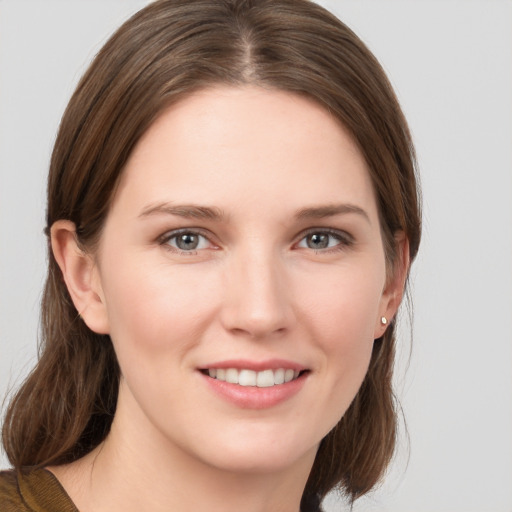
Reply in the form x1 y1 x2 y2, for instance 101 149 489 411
175 233 200 250
298 232 343 250
306 233 330 249
166 232 210 251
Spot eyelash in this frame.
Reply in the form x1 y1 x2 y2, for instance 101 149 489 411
158 227 354 255
158 228 215 255
296 228 354 253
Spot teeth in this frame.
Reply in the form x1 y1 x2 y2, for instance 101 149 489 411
238 369 256 387
226 368 238 384
256 369 274 387
274 368 285 385
206 367 302 387
285 369 295 383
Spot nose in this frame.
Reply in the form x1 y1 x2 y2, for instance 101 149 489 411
220 246 294 339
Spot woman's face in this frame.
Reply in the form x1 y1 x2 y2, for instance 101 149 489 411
88 86 397 474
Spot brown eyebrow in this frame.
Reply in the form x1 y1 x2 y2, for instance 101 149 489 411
294 204 371 223
139 202 369 223
139 202 225 221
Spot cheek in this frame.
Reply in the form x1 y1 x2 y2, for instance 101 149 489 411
296 263 384 401
100 258 221 360
299 261 385 344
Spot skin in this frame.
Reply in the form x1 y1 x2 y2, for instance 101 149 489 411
50 86 407 512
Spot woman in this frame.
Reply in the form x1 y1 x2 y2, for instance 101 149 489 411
0 0 421 511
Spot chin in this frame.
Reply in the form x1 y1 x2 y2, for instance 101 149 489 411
186 425 321 475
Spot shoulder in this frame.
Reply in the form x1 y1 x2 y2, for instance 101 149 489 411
0 468 78 512
0 470 29 511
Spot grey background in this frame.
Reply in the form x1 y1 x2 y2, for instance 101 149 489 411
1 1 511 511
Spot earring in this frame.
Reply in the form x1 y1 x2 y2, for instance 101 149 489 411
380 316 388 326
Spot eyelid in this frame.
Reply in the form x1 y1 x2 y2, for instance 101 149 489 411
157 227 218 251
156 226 354 255
294 227 355 251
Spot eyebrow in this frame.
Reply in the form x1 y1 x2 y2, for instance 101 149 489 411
139 202 370 223
295 204 371 223
138 202 225 221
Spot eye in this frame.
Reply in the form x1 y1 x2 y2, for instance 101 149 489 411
296 229 352 251
161 229 213 252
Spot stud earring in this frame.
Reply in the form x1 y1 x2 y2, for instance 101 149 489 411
380 316 388 326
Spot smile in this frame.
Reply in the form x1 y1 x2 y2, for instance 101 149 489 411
199 361 309 408
204 368 302 387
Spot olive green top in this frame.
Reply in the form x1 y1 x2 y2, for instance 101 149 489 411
0 468 78 512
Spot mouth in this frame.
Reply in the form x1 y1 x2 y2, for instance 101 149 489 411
198 360 310 408
200 367 308 387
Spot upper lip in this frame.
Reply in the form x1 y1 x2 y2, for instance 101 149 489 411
199 359 307 372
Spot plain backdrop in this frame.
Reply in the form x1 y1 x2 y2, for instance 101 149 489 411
0 1 511 511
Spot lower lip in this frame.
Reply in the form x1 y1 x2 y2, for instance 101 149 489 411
200 372 308 409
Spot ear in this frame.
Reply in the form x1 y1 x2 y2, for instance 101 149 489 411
50 220 110 334
374 231 410 339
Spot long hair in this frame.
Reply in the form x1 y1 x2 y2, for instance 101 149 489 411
2 0 421 508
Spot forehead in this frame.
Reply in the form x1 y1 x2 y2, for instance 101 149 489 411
114 85 378 220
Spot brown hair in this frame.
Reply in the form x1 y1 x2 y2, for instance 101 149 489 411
2 0 421 508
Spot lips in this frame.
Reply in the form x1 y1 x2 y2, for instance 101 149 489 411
199 360 309 409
